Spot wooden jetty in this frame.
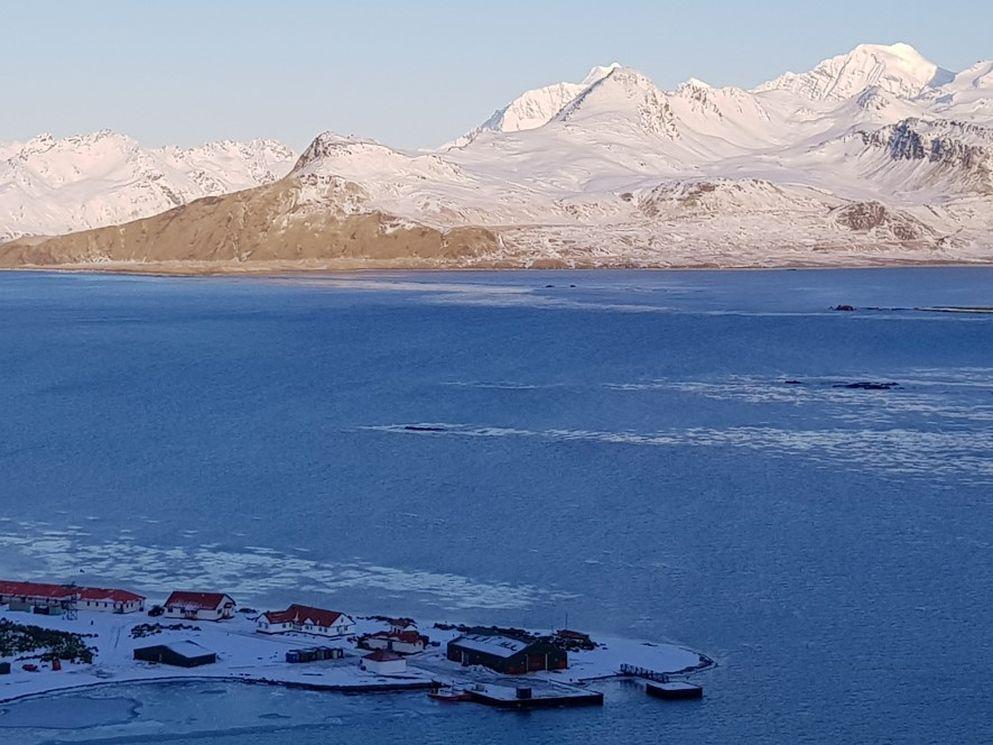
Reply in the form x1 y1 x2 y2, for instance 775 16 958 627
620 663 704 700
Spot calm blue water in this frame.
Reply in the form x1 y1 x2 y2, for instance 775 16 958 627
1 268 992 744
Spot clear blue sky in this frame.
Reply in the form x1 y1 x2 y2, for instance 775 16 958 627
1 0 990 150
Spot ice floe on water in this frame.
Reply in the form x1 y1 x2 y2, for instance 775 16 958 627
0 524 573 611
605 371 993 426
365 421 993 486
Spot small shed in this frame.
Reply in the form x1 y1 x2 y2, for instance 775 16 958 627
360 649 406 675
133 640 216 668
285 646 344 663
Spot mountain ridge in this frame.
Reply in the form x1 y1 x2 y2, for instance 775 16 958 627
2 42 991 271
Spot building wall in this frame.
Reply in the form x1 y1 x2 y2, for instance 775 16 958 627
81 599 144 613
258 618 353 637
1 594 67 609
257 620 292 634
368 636 424 654
164 607 224 621
362 658 406 675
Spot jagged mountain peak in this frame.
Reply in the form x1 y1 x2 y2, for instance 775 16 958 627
755 42 953 101
552 66 682 139
581 63 623 85
293 132 408 174
451 63 625 146
678 77 714 92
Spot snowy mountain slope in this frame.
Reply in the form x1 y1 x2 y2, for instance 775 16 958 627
451 63 620 146
755 43 953 101
2 42 991 270
0 131 296 241
922 60 993 121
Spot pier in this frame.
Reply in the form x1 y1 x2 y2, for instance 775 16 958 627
464 683 604 709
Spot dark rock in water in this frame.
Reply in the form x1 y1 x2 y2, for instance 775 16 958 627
545 284 555 288
783 380 803 385
833 305 857 312
403 425 446 432
834 382 899 391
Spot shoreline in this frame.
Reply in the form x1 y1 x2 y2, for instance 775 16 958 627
0 610 715 710
0 673 438 707
2 258 993 279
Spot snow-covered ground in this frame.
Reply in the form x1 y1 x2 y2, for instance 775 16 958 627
0 607 709 705
0 132 297 242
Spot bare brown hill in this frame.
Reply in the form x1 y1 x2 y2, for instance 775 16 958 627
0 178 498 270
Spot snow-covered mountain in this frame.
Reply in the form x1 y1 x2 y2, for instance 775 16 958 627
2 42 991 270
0 131 296 241
755 43 953 101
451 63 620 146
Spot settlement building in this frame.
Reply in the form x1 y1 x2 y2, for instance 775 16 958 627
0 581 145 614
361 629 429 654
360 649 407 675
163 591 236 621
78 587 145 613
447 634 568 674
256 604 355 638
133 640 217 668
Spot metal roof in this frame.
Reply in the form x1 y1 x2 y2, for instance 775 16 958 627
451 634 531 658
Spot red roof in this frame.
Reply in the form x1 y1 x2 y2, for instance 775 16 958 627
79 587 145 603
0 581 75 600
263 603 347 628
364 649 403 662
165 591 234 611
0 581 144 603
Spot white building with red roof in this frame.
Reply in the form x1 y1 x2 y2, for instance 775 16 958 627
0 581 145 614
77 587 145 613
360 649 406 675
256 603 355 638
163 591 236 621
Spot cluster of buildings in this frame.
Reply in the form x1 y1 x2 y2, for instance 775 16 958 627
0 581 145 615
1 579 574 677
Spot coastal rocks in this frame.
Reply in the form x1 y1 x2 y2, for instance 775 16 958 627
831 201 933 242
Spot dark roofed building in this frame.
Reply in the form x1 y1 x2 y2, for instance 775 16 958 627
447 634 567 674
133 640 216 668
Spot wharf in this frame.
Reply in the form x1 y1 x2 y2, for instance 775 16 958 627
464 683 603 709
